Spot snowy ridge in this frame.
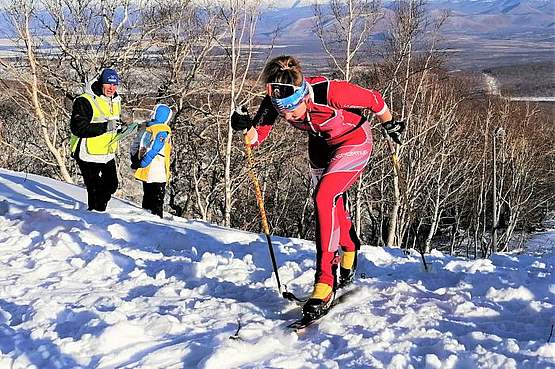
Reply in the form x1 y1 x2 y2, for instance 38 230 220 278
0 168 554 369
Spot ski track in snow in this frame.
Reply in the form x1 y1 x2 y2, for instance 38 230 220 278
483 73 501 97
482 73 554 102
0 168 554 369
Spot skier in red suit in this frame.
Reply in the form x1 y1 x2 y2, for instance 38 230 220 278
231 55 405 319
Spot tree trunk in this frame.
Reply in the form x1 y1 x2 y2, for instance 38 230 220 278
22 10 73 184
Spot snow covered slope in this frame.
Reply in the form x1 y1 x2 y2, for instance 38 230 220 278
0 169 554 369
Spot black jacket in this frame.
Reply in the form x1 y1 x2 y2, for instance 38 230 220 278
70 81 113 138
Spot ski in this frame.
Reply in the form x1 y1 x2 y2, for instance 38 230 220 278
287 312 328 331
287 287 359 332
227 288 360 340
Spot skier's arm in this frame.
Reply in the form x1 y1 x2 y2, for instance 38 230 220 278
249 95 279 146
231 96 278 147
70 97 109 137
139 131 169 168
328 80 392 122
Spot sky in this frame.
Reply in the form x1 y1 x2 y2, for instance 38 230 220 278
0 168 554 369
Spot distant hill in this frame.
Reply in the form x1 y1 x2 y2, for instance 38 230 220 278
436 0 554 36
260 0 554 42
1 1 553 72
258 0 555 72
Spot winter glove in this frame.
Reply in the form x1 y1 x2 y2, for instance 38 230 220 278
230 105 252 131
382 120 406 145
130 152 141 170
244 126 259 146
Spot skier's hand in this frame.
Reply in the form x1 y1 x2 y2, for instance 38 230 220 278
382 120 406 145
230 105 252 131
244 126 258 146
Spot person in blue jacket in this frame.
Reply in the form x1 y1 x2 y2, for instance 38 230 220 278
130 104 172 218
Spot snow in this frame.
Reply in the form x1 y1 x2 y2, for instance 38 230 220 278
482 73 555 102
0 168 554 369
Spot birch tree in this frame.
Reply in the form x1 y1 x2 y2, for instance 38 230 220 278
380 0 447 247
1 0 74 182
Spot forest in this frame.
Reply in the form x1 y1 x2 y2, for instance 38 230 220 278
0 0 553 260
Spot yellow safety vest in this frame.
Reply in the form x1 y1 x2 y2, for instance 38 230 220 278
135 124 172 183
70 92 122 155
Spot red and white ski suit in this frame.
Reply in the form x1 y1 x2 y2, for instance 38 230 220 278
251 76 388 288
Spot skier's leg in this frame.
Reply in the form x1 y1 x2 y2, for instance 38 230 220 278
336 193 358 252
336 193 361 286
312 171 362 289
303 170 361 318
306 135 334 292
304 125 372 315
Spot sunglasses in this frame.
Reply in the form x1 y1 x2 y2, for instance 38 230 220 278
267 81 308 112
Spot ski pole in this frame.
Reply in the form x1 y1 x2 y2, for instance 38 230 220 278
242 133 301 301
243 134 283 290
386 139 401 174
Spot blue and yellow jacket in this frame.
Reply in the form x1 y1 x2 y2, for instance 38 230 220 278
130 104 172 183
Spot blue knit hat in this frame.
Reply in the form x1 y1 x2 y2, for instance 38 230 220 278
99 68 120 85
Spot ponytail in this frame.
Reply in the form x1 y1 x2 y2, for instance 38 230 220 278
263 55 304 86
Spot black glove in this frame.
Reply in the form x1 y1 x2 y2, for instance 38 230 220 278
230 105 252 131
130 152 141 170
382 120 406 145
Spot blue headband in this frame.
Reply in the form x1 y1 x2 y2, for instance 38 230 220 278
268 80 309 112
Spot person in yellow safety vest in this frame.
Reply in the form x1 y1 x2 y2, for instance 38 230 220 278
69 68 123 212
130 104 172 218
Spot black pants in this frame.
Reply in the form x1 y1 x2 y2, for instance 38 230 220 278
76 158 118 211
142 182 166 218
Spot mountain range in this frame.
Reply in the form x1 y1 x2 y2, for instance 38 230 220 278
0 0 553 70
262 0 554 43
258 0 554 70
